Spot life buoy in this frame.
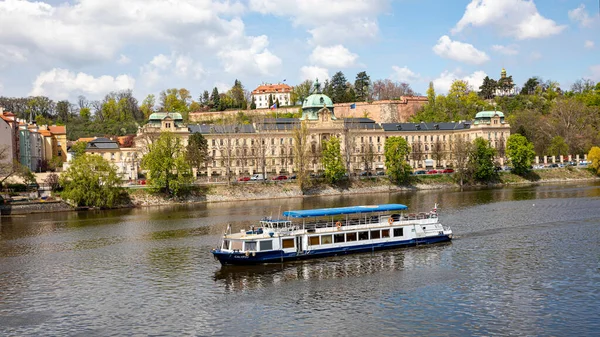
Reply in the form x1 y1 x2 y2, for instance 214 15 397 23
388 217 394 225
336 221 342 229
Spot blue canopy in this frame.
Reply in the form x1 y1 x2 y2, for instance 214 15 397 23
283 204 408 218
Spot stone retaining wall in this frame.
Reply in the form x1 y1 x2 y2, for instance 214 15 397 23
0 200 73 215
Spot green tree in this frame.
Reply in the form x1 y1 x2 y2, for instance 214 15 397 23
210 87 220 110
79 107 91 121
141 132 193 196
321 136 345 183
60 154 123 208
292 80 313 105
520 77 540 95
546 136 569 157
268 94 274 107
384 136 412 184
140 94 156 120
479 76 497 99
354 71 371 102
229 79 246 109
469 138 497 182
588 146 600 175
506 134 535 175
71 141 88 157
56 100 71 123
330 71 348 103
186 132 209 176
426 81 436 105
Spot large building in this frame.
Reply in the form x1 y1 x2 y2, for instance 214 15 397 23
251 83 293 109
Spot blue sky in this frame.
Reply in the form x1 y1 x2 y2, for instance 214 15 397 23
0 0 598 102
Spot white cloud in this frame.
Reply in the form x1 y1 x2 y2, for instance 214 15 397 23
585 40 595 49
309 45 358 68
214 82 230 93
248 0 389 44
141 53 204 87
391 66 420 82
29 68 135 100
452 0 566 39
218 35 282 76
0 0 255 65
569 4 594 27
432 70 487 94
117 54 131 65
491 44 519 55
300 66 329 82
0 44 28 67
590 65 600 81
433 35 489 65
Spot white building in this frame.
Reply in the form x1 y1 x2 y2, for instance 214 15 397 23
251 83 293 109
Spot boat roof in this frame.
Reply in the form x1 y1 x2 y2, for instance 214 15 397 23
283 204 408 218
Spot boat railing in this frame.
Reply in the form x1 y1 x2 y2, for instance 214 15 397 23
299 212 438 231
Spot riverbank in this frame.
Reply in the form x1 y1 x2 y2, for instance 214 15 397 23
2 168 598 215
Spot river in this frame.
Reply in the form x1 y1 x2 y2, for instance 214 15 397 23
1 182 600 336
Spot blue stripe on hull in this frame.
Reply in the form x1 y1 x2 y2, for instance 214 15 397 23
212 235 452 265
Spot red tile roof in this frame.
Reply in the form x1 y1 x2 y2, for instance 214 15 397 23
251 83 292 94
48 125 66 134
39 130 52 137
76 137 95 143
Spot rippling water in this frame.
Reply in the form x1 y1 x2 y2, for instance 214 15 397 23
1 182 599 336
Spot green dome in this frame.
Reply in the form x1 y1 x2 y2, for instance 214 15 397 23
148 112 184 121
475 111 504 119
302 94 334 109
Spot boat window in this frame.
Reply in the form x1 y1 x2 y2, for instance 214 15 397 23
358 231 369 241
222 240 230 250
346 232 357 242
282 238 295 249
321 235 333 244
370 230 381 239
393 228 404 237
231 241 243 251
309 236 320 246
245 241 257 251
334 233 345 243
381 229 390 238
259 240 273 251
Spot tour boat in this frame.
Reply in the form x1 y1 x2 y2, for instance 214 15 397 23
211 204 453 265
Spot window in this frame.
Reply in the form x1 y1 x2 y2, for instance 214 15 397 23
309 236 320 246
370 230 381 239
393 228 404 237
346 232 357 242
244 241 257 251
259 240 273 251
382 229 390 238
358 231 369 241
222 240 230 250
282 238 295 249
334 234 345 243
231 241 243 251
321 235 333 244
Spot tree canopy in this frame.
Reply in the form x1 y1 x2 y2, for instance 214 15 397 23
384 136 412 184
321 136 345 183
506 134 535 175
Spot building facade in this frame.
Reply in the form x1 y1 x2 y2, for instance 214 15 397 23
251 83 293 108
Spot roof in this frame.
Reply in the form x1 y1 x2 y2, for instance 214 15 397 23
77 137 96 143
380 122 471 132
475 111 504 119
343 118 381 130
252 83 292 94
302 93 334 108
283 204 408 218
148 112 184 121
39 130 52 137
255 118 300 131
86 137 119 150
48 125 66 134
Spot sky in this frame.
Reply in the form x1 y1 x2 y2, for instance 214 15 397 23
0 0 599 103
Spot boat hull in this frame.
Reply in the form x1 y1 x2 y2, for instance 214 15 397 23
212 234 452 265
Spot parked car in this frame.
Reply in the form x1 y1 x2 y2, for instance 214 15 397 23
441 168 454 174
138 179 146 185
272 175 287 180
289 174 297 180
376 171 385 176
238 176 251 182
549 163 559 168
426 170 439 174
250 174 266 181
414 170 427 175
359 171 373 176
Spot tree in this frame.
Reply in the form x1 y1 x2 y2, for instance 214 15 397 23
140 94 156 120
292 80 313 105
330 71 349 103
292 120 311 191
71 141 88 158
229 79 246 109
0 145 18 185
520 77 540 95
431 139 444 167
268 94 274 108
452 136 471 186
372 79 415 100
506 134 535 175
321 136 345 183
362 143 375 174
384 136 412 184
479 76 497 99
354 71 371 101
79 107 91 121
546 136 569 157
56 100 71 123
469 138 497 182
250 96 256 110
60 154 123 208
141 131 193 196
186 132 209 176
588 146 600 175
210 87 220 110
44 173 60 192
